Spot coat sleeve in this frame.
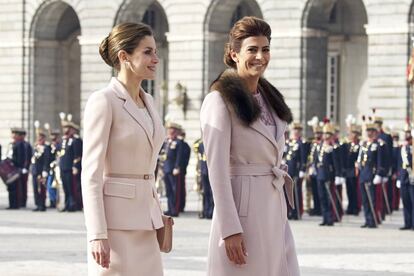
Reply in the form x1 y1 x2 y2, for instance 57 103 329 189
200 91 243 239
81 91 112 242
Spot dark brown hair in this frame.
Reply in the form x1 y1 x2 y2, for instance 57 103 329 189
221 16 292 123
224 16 271 68
99 22 153 70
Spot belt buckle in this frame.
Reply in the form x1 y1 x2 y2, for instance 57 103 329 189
144 174 150 180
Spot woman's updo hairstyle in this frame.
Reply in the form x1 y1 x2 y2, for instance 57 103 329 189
99 22 153 70
224 16 271 68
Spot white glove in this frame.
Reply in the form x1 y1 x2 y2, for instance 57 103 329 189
373 175 382 185
335 177 342 185
21 168 28 174
299 171 305 178
382 177 388 183
340 177 346 185
42 171 48 178
309 166 315 176
172 168 180 176
396 180 401 189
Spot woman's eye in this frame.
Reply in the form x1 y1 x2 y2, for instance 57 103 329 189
248 48 257 53
145 50 152 55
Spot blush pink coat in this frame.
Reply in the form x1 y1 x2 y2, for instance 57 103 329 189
201 91 300 276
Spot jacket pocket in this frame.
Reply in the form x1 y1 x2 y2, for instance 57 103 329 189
104 182 136 199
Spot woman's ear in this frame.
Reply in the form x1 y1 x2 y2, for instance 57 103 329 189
230 50 238 64
117 50 128 64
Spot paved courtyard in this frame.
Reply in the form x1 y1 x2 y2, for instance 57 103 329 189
0 185 413 276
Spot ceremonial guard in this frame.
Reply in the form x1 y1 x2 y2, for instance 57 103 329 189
314 122 338 226
306 117 322 216
72 125 83 210
357 119 387 228
391 130 401 210
6 127 27 209
58 113 82 212
178 128 191 212
162 122 183 217
285 122 306 219
344 116 362 215
45 126 61 208
397 123 414 230
31 121 52 211
373 113 393 215
332 125 345 220
194 138 214 219
21 130 32 207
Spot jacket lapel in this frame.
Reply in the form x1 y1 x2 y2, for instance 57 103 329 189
141 92 165 150
249 119 279 154
111 78 154 149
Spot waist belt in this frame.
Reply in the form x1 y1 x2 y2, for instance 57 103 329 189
229 164 294 208
105 173 154 180
230 164 287 193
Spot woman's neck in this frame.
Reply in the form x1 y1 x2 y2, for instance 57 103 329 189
117 71 142 101
238 72 259 94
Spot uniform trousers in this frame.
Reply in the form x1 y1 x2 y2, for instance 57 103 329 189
163 173 178 215
361 182 376 227
61 170 76 211
32 174 46 209
401 182 414 229
201 174 214 218
346 177 358 215
317 180 333 224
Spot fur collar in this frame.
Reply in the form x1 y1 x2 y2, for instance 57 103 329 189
210 69 265 125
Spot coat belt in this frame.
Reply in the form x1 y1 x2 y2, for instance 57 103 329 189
230 164 287 194
229 164 295 209
105 173 154 180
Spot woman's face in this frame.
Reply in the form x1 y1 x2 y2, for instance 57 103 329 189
231 35 270 79
124 35 159 80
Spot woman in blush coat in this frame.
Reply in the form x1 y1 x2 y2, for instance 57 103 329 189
200 16 300 276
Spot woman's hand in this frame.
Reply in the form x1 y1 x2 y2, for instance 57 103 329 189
224 233 248 265
90 239 110 268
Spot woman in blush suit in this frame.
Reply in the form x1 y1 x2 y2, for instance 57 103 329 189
200 17 300 276
82 23 166 275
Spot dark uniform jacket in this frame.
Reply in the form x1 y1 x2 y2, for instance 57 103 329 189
31 143 52 176
9 141 26 169
286 138 306 178
358 139 387 183
378 131 393 175
315 142 336 182
197 142 209 175
179 139 191 175
343 140 360 178
398 143 412 184
162 138 183 174
59 135 82 172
